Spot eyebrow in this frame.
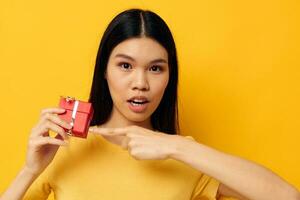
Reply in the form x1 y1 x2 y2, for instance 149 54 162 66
114 53 168 64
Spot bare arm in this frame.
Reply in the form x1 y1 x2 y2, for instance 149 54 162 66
0 107 71 200
169 136 300 200
0 166 39 200
217 183 250 200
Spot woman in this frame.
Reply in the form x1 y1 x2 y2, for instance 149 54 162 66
1 8 299 200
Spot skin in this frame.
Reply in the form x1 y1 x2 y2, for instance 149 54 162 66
104 37 169 129
97 37 170 146
1 37 299 200
89 37 300 200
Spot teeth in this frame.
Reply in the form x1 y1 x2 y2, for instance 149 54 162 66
131 102 144 106
132 99 146 103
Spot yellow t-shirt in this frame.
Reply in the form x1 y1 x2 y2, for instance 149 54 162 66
23 133 221 200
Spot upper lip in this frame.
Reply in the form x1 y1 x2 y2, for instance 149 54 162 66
127 96 149 103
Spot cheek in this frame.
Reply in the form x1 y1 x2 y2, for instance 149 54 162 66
151 75 169 100
106 69 128 100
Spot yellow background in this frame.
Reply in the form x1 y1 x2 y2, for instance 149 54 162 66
0 0 299 199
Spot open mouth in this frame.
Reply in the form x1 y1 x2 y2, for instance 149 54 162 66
127 100 149 106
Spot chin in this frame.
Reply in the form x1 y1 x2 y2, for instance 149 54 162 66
126 113 150 122
127 114 148 122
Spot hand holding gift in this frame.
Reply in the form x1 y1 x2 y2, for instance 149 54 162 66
25 107 72 176
23 96 94 177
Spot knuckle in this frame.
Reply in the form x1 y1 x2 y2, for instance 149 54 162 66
44 112 51 118
60 119 68 126
28 138 37 146
43 121 51 129
40 108 50 117
128 140 135 146
131 152 140 160
127 133 134 137
39 114 46 122
130 149 137 155
29 134 35 140
59 127 66 134
57 117 68 127
44 120 50 127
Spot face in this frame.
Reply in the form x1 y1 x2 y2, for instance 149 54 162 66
105 37 169 123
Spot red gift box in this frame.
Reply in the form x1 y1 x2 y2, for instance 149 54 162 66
58 96 94 139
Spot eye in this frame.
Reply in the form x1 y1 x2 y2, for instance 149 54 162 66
149 65 162 72
118 62 132 71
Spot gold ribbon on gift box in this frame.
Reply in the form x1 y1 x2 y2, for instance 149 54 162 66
60 95 75 103
60 95 79 136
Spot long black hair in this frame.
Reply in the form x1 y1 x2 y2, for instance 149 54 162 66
89 8 179 135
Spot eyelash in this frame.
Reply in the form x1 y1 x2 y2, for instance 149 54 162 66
118 62 163 72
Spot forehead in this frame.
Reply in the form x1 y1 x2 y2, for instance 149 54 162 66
110 37 168 61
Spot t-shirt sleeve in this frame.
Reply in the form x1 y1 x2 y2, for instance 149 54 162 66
22 169 52 200
190 173 221 200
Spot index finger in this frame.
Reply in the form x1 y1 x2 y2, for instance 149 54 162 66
89 127 127 136
40 107 66 116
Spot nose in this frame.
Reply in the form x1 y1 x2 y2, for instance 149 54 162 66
131 69 149 91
